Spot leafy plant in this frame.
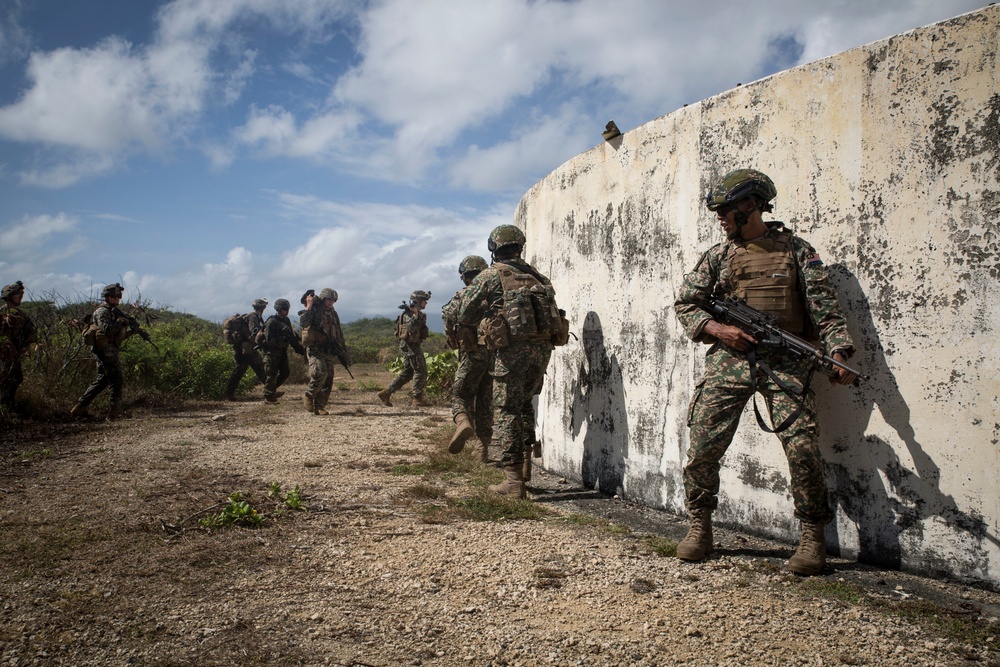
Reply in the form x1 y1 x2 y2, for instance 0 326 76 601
198 492 265 529
267 482 306 511
386 349 458 397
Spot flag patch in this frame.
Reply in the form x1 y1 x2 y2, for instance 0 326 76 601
806 253 823 266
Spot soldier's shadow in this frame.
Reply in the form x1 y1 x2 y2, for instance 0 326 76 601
570 312 629 497
821 266 996 573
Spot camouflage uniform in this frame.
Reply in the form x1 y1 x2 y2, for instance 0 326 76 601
674 222 854 523
76 302 132 412
301 300 345 411
442 289 493 441
458 260 554 467
225 310 266 398
261 311 305 401
0 284 37 410
388 307 429 398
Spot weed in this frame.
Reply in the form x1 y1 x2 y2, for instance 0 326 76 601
336 382 351 392
560 513 630 537
795 579 866 605
199 492 265 529
19 448 51 461
356 380 382 391
267 482 307 511
453 494 548 522
391 462 431 476
642 536 677 558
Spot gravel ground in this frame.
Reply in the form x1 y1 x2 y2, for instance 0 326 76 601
1 364 997 667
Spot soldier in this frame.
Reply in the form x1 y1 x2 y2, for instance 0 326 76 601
673 168 858 576
378 290 431 407
300 288 345 415
260 299 306 404
456 225 557 499
225 298 267 400
1 281 38 415
442 256 494 462
70 283 142 419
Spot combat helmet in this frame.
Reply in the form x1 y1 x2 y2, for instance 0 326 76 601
318 288 338 302
458 255 488 276
101 283 124 299
274 298 291 311
705 169 777 212
410 290 431 303
487 224 526 253
252 298 268 309
1 280 24 300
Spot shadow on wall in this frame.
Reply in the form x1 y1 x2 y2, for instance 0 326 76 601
571 312 629 496
824 266 996 578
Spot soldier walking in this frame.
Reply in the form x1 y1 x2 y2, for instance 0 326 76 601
442 256 493 462
378 290 431 407
1 281 38 415
300 288 345 415
70 283 139 419
225 298 267 400
260 299 305 403
673 168 858 576
456 226 558 499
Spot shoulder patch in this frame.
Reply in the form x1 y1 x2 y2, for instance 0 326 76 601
806 251 823 267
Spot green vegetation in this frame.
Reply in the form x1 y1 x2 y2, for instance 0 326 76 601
198 492 265 529
386 349 459 397
342 316 448 364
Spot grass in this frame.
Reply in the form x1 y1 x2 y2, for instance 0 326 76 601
641 535 677 557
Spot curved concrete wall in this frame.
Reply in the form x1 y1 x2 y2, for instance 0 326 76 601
519 6 1000 587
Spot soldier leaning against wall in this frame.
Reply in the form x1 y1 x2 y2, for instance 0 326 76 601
673 168 859 576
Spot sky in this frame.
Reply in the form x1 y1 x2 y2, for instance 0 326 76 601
0 0 986 328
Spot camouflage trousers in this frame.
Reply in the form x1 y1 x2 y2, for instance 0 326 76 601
492 340 552 466
226 343 265 396
262 348 291 401
306 348 335 409
0 357 23 408
450 346 493 440
388 340 426 397
684 344 833 524
78 348 124 408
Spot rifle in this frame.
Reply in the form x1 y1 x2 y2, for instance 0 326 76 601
699 296 866 384
698 295 867 433
113 307 159 352
314 322 354 379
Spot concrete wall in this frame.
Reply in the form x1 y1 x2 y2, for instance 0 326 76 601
519 6 1000 587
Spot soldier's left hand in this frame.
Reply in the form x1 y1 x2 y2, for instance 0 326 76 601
831 352 857 386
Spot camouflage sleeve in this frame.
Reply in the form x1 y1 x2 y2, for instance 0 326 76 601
793 236 854 355
94 306 116 334
457 271 499 327
332 311 346 344
673 245 722 343
299 305 317 330
22 315 36 347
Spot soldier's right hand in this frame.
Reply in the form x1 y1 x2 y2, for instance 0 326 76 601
704 320 757 352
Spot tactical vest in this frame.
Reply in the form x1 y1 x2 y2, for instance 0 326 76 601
725 231 806 334
496 265 560 341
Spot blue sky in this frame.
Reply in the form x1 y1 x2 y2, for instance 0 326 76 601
0 0 985 327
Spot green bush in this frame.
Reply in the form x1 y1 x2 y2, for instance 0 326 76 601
387 349 458 397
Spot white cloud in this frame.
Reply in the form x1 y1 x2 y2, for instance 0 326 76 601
18 152 119 188
0 212 79 249
234 104 363 159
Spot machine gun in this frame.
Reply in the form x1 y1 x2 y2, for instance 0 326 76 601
112 307 159 352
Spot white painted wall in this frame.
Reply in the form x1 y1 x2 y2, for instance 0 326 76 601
520 6 1000 587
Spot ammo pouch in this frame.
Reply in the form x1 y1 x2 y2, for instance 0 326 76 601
240 341 254 355
83 324 99 347
500 283 559 342
300 326 322 347
478 312 510 351
458 325 479 353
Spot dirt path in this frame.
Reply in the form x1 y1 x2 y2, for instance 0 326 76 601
1 365 998 666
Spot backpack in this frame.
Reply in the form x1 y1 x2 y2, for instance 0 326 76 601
222 313 252 344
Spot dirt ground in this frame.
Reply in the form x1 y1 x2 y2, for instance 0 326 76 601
1 364 998 667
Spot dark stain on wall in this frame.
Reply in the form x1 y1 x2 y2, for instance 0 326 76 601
737 455 790 495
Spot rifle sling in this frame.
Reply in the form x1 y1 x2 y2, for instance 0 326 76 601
746 344 815 434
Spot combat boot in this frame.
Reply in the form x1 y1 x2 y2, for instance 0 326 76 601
108 404 123 420
787 521 827 576
488 464 526 500
69 403 89 419
303 393 316 414
315 407 330 416
676 508 714 562
475 436 490 464
376 388 393 407
448 413 475 454
522 445 533 483
412 395 431 407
